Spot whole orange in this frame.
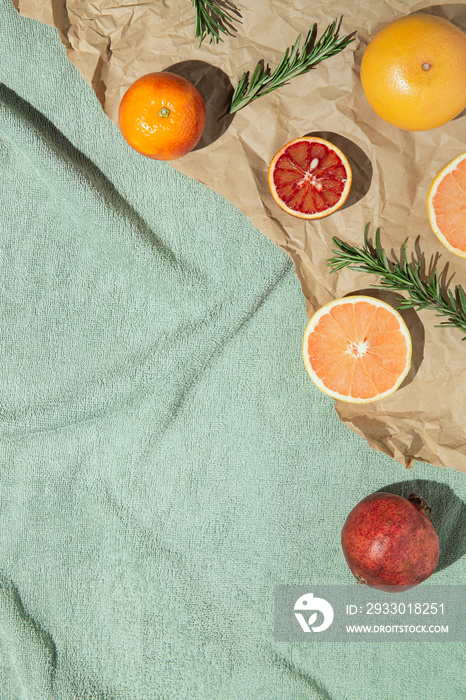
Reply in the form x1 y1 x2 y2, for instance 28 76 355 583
360 13 466 131
118 72 206 160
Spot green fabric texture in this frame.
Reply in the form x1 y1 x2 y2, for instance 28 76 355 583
1 3 466 698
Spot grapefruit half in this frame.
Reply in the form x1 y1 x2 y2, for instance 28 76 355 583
426 152 466 258
302 296 412 403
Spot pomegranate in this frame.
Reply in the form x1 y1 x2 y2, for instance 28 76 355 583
341 492 440 592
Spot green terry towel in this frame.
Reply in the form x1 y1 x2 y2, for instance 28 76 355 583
1 2 466 698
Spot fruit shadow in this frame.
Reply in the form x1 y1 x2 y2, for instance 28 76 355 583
374 479 466 573
416 3 466 30
400 235 457 330
164 61 235 151
360 4 466 41
304 131 372 210
203 0 243 40
412 236 456 291
344 288 425 389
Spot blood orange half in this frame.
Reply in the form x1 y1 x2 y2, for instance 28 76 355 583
268 137 352 219
302 296 412 403
426 152 466 258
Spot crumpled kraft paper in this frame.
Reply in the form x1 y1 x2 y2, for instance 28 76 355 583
13 0 466 472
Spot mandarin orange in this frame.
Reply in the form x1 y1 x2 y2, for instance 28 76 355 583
118 72 206 160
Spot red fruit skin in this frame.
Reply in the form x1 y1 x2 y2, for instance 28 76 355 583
341 492 440 593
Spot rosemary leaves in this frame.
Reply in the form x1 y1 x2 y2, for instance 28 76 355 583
327 226 466 340
192 0 241 46
226 18 355 115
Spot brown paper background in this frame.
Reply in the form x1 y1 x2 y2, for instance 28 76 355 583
14 0 466 472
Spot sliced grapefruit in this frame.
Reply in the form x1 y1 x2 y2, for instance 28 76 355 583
426 153 466 258
268 137 352 219
302 296 412 403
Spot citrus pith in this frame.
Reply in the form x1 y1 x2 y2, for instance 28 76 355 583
426 153 466 258
268 137 352 219
302 296 412 403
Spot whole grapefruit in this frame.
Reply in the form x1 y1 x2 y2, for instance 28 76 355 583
118 72 206 160
360 13 466 131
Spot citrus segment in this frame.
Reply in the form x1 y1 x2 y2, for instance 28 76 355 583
361 13 466 131
427 153 466 257
302 296 412 403
268 137 352 219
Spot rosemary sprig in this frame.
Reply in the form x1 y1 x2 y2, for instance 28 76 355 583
225 17 355 115
327 225 466 340
192 0 241 46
